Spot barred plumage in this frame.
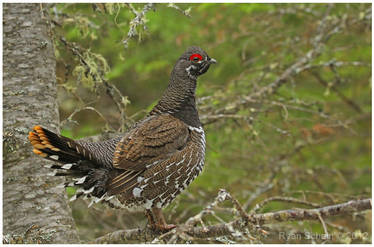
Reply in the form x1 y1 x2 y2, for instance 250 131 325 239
29 46 216 231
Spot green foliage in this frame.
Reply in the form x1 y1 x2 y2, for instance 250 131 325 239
65 187 76 197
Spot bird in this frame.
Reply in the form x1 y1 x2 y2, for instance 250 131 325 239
28 46 216 231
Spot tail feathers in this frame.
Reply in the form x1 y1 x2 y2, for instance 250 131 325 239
29 125 115 205
28 125 96 164
46 163 121 208
45 160 112 202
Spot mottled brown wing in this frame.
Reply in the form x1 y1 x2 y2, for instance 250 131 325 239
108 114 189 195
112 114 189 172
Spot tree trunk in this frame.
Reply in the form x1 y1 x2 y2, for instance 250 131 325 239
3 3 79 243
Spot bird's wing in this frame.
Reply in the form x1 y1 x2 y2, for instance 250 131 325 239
112 114 190 171
107 114 189 195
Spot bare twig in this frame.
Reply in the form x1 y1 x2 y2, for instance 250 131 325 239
243 140 312 211
243 183 274 211
298 60 370 72
185 189 230 227
92 192 371 243
253 196 321 213
60 106 114 131
309 70 363 113
167 3 191 17
317 212 329 238
123 3 155 48
251 198 371 225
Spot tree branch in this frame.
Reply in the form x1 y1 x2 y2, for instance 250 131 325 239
251 198 371 225
59 37 131 131
123 3 155 48
200 4 345 126
92 191 371 244
252 196 321 213
309 70 363 113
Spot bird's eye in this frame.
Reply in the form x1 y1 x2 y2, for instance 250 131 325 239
189 53 203 62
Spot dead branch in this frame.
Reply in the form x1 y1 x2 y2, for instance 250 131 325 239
251 198 371 225
92 190 371 244
60 106 114 131
123 3 155 48
252 196 321 213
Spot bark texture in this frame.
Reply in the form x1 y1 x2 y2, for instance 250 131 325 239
3 3 79 243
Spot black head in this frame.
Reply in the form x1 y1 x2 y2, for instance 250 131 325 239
177 46 217 80
151 46 216 125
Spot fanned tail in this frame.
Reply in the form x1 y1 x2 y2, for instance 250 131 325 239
28 126 112 202
28 125 95 164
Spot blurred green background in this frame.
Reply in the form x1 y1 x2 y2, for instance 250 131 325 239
50 3 371 243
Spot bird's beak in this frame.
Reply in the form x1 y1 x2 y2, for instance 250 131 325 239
209 58 217 64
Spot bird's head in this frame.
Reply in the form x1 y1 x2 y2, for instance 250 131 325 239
176 46 217 80
153 46 216 118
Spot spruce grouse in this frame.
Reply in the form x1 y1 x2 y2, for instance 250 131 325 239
28 46 216 231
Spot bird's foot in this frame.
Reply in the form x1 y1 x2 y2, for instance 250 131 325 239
146 208 176 232
155 223 176 232
147 222 176 232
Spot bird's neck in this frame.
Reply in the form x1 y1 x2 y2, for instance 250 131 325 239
150 70 201 128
